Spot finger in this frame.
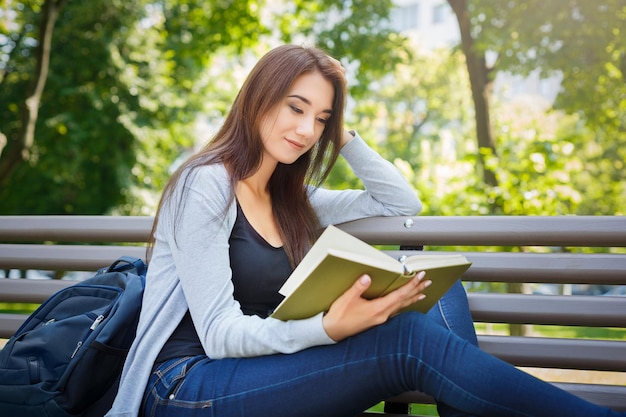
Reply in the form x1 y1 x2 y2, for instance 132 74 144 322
400 271 427 295
415 270 426 283
417 277 432 293
393 282 431 313
410 271 432 293
345 274 371 300
389 273 431 309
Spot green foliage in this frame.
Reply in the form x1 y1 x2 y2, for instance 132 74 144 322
474 322 626 343
0 302 40 315
1 1 143 213
276 0 412 98
488 98 594 215
1 0 414 215
328 46 479 215
367 401 438 416
330 0 626 218
330 26 622 220
467 0 626 215
1 1 623 217
0 0 265 215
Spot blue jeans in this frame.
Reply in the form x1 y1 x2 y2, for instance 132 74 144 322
425 280 478 417
141 281 621 417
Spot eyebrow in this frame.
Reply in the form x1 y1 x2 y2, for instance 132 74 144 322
287 94 333 114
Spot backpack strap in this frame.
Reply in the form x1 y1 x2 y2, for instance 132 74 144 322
98 256 147 276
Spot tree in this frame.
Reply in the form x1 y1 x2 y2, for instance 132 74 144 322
448 0 498 188
446 0 625 215
0 0 67 183
489 0 624 215
0 0 265 214
441 0 625 335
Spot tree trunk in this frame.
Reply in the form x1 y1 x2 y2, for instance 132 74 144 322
0 0 67 185
448 0 498 187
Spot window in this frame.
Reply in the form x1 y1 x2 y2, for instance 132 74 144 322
390 2 419 32
433 3 448 24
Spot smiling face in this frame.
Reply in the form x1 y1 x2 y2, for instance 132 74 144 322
259 70 334 166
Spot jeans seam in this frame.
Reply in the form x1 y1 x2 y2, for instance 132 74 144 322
155 356 193 380
437 300 453 331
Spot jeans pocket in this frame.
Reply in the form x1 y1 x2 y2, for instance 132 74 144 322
155 357 193 392
142 356 213 417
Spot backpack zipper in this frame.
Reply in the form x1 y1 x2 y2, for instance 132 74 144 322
70 314 106 358
90 314 105 330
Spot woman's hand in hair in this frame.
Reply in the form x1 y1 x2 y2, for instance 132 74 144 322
327 55 346 77
340 128 356 148
322 271 431 342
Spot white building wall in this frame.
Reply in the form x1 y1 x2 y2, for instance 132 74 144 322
391 0 459 50
390 0 562 104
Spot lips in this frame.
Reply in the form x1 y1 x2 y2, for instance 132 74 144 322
285 138 305 150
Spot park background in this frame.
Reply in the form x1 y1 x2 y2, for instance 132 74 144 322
1 1 624 414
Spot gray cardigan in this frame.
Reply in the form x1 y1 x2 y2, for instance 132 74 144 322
106 133 422 416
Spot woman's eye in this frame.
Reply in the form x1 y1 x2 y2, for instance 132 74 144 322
289 105 302 114
317 117 328 125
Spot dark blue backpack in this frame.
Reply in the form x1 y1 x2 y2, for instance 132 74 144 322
0 256 146 417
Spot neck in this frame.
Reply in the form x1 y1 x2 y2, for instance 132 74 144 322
241 156 276 197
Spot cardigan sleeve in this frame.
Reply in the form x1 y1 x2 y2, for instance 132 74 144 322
310 131 422 227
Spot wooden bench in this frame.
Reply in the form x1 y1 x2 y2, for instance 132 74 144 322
1 215 625 415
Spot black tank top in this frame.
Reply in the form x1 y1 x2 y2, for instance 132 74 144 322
155 203 293 363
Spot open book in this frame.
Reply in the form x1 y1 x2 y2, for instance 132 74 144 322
270 224 471 321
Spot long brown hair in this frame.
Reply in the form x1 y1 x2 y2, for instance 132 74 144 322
148 45 347 266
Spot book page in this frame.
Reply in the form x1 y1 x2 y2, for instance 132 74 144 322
326 248 403 276
403 254 470 273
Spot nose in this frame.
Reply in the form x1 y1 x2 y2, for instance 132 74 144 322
295 117 315 138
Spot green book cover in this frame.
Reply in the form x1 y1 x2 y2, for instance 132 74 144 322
270 225 472 321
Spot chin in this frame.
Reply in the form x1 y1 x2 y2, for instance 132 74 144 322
277 153 306 166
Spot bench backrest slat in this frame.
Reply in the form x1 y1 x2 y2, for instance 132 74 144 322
479 335 626 372
0 279 73 303
0 314 28 338
468 293 626 327
3 245 625 285
0 244 147 270
0 215 153 242
2 215 625 246
340 216 626 247
388 251 626 285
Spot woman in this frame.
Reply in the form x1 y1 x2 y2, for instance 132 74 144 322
107 45 624 417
